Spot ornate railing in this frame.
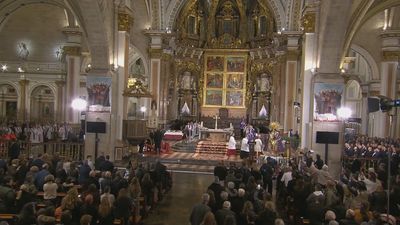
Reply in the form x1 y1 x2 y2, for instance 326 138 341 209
0 140 84 161
341 155 381 171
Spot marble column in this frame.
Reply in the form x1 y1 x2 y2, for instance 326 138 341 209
63 27 82 123
145 30 165 127
283 31 302 132
300 10 317 150
55 80 66 122
113 11 132 140
18 79 29 121
378 30 400 138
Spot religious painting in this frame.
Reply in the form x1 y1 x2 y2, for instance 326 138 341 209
205 90 223 106
314 83 344 121
206 73 223 88
206 56 224 71
87 76 112 112
227 74 244 89
5 101 17 118
226 91 243 107
227 57 245 72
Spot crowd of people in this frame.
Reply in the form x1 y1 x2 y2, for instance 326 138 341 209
0 122 83 143
343 135 400 177
0 151 171 225
190 149 400 225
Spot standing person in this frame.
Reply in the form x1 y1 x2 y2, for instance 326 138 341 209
254 135 263 159
154 129 164 155
8 139 20 160
190 193 211 225
240 136 249 159
227 135 236 157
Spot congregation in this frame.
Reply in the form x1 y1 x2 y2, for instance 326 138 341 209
190 145 400 225
0 150 171 225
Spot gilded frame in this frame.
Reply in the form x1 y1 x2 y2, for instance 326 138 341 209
203 51 247 108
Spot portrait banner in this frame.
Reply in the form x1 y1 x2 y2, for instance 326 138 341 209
86 76 112 112
314 83 344 121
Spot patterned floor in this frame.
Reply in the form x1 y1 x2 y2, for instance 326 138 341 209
142 151 243 172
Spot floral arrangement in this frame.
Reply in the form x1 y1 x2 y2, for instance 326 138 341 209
269 121 280 131
269 121 284 151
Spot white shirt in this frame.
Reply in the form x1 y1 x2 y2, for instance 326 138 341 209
255 138 263 152
281 171 292 187
43 182 58 200
228 136 236 149
241 137 249 152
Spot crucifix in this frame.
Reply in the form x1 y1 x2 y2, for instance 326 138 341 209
213 114 220 129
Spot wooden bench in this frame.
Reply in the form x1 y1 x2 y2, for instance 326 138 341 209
36 192 67 198
0 214 17 221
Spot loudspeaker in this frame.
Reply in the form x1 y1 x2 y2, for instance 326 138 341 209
316 131 339 144
86 122 106 133
367 97 380 113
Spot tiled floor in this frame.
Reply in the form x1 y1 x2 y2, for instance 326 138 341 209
142 172 214 225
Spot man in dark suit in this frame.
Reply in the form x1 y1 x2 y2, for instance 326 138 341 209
154 129 164 155
100 155 114 172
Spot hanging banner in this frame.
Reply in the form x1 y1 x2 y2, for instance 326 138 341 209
86 76 112 112
314 83 344 121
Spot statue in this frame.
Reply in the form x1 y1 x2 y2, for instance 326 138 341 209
18 42 29 60
258 74 271 92
181 71 193 89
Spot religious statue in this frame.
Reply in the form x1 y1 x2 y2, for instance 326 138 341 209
18 42 29 60
181 71 193 89
258 73 271 92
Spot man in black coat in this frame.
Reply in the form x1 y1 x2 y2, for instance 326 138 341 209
8 140 20 160
99 155 114 172
153 129 164 155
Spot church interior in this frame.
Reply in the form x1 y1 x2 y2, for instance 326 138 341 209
0 0 400 224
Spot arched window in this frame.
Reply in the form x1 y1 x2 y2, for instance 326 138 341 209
187 15 196 35
259 16 267 36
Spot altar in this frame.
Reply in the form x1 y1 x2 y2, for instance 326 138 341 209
199 128 232 142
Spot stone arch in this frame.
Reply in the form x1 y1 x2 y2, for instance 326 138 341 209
341 0 400 67
165 0 286 31
74 0 110 70
129 45 149 79
29 84 56 121
0 0 74 32
0 82 20 97
0 83 19 120
351 44 380 81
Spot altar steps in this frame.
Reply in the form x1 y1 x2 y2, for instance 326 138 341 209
195 140 228 155
172 141 197 153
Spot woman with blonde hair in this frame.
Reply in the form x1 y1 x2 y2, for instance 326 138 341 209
129 177 142 200
239 201 257 225
61 187 82 224
201 211 217 225
98 197 114 225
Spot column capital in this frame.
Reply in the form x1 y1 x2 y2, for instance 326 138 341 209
63 46 81 56
55 80 66 87
149 48 163 58
118 12 133 32
62 26 82 44
382 51 400 62
18 79 29 86
301 12 316 33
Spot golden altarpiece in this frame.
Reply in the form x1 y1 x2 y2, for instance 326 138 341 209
165 0 287 132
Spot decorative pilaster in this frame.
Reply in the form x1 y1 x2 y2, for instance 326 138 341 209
55 80 66 122
145 30 165 127
18 79 29 121
378 30 400 138
63 27 82 123
283 31 302 132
